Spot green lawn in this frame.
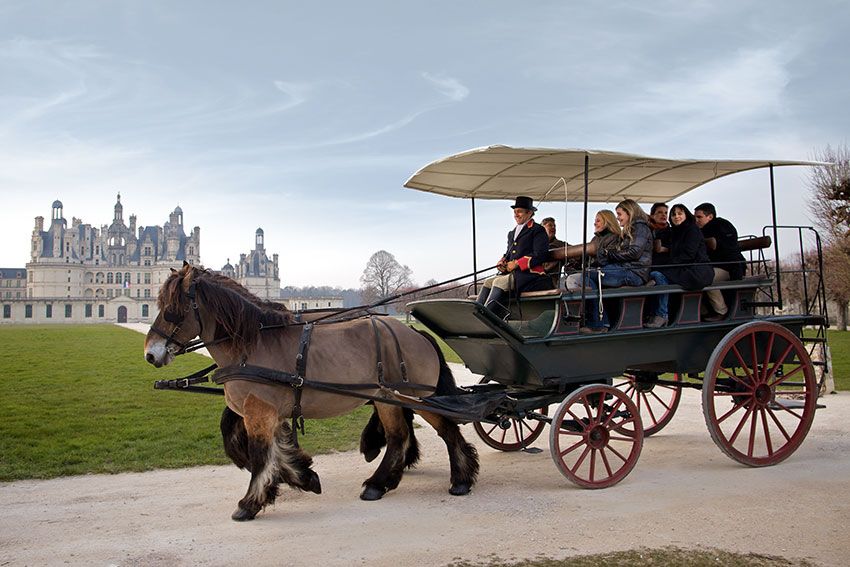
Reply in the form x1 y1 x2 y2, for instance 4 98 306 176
0 325 371 481
825 330 850 391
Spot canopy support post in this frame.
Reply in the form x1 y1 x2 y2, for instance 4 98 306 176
579 154 589 324
472 197 478 294
769 164 783 311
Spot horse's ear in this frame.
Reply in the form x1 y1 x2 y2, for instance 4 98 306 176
170 268 177 274
181 265 195 291
183 260 189 268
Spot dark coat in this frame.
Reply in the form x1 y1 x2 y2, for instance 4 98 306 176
501 220 553 293
701 216 746 280
591 229 621 268
659 219 714 290
603 218 653 282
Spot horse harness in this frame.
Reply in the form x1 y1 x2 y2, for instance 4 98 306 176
154 311 438 447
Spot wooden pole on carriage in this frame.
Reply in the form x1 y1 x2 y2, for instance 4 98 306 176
769 164 783 311
472 197 478 294
579 154 589 323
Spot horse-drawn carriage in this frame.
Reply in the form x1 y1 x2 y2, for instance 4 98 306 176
147 146 830 519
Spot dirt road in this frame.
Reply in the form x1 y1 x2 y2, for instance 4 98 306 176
2 367 849 567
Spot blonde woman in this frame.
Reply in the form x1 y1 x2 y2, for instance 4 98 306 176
582 198 653 332
564 210 621 291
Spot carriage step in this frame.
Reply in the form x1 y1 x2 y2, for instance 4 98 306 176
769 399 826 411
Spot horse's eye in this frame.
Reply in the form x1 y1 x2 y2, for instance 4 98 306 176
163 310 183 324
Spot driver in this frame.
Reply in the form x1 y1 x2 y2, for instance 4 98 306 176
475 196 553 319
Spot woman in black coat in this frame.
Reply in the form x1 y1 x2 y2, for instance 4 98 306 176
645 204 714 328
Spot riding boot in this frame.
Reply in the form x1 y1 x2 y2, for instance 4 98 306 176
475 285 489 304
484 287 511 320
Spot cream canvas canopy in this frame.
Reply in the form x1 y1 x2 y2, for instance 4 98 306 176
404 145 821 203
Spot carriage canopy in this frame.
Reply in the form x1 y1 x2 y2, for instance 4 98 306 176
404 145 822 203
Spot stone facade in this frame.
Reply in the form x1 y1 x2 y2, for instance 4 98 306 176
1 196 200 325
283 297 345 311
220 228 281 300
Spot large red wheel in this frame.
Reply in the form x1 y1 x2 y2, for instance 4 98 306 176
702 321 817 467
549 384 643 488
614 373 681 437
473 379 548 451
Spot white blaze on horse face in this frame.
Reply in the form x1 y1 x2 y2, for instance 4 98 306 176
144 335 174 367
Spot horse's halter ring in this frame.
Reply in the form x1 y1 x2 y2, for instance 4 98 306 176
149 280 205 355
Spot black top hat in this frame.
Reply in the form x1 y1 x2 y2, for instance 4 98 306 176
511 196 537 211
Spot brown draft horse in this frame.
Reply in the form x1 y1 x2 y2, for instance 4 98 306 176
144 263 478 521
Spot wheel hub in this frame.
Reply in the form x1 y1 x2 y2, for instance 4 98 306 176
754 382 773 406
586 424 610 449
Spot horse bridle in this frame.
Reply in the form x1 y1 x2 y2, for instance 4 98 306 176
149 280 206 355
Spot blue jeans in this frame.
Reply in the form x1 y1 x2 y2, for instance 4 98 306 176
584 267 644 328
649 270 669 318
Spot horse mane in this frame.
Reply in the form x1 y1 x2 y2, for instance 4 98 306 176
159 267 295 355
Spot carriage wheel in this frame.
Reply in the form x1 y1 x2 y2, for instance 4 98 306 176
549 384 643 488
702 321 817 467
614 373 682 437
473 378 548 451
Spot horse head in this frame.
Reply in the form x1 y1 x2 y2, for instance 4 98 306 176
144 262 204 367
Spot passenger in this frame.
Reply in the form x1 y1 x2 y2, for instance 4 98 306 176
540 217 566 287
645 204 714 328
564 210 621 292
541 216 580 287
580 199 652 333
694 203 746 321
475 196 553 319
649 202 671 267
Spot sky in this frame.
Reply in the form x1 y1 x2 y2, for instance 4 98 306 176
1 0 849 289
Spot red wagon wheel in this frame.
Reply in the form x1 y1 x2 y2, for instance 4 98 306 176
549 384 643 488
614 373 682 437
473 378 548 451
702 321 817 467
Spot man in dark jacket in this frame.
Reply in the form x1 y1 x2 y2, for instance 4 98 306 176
476 196 553 319
694 203 746 319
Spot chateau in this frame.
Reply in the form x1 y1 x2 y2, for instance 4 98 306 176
0 195 340 325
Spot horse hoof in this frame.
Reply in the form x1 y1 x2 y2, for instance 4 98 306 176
360 485 386 501
362 447 381 462
449 483 472 496
231 507 258 521
306 471 322 495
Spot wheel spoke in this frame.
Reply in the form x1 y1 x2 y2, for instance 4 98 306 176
728 404 754 445
642 392 659 426
601 396 626 428
565 408 587 431
558 438 585 458
512 421 522 444
731 343 755 382
718 365 753 389
649 389 673 411
600 447 614 477
716 399 748 424
760 408 774 456
761 332 776 382
763 343 794 385
589 448 597 482
749 332 759 382
769 364 804 389
765 406 792 442
570 445 591 474
747 408 758 457
605 443 628 463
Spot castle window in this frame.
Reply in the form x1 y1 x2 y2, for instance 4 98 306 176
142 304 149 317
65 304 72 318
107 289 113 298
144 289 151 298
144 260 151 266
144 273 151 284
85 304 92 318
107 273 114 284
25 304 32 318
46 304 52 318
98 305 104 317
125 273 130 284
3 305 10 318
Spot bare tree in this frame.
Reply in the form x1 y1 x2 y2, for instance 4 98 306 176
807 144 850 329
360 250 413 311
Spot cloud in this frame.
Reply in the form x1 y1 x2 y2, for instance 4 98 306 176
422 72 469 102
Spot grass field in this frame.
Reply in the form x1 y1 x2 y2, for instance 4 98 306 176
0 325 371 481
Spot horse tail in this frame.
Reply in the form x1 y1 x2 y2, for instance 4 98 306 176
415 329 461 397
